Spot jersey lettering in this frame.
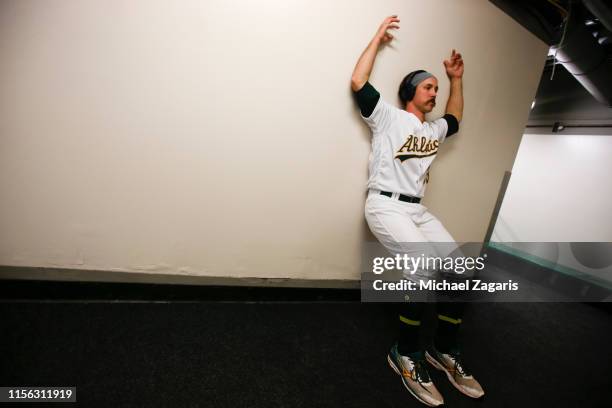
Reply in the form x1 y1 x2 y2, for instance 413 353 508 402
395 135 440 162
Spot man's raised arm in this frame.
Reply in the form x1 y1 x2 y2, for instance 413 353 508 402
443 49 464 122
351 15 400 92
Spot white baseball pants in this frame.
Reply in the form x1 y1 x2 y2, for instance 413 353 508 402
365 189 460 282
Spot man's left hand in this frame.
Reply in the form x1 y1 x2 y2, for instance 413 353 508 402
444 49 464 79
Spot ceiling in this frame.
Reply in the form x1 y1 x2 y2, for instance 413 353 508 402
490 0 612 126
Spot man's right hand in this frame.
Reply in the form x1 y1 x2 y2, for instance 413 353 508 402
351 15 400 92
374 15 400 44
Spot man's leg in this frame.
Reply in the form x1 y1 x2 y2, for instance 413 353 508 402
413 208 467 351
434 302 465 353
415 210 485 399
426 303 484 399
387 300 444 407
365 195 444 406
397 302 425 355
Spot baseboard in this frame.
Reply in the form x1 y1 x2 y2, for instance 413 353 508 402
0 264 360 301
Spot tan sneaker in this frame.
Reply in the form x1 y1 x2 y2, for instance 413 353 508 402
425 348 485 399
387 344 445 407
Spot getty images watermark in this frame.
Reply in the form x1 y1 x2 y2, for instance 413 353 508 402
360 242 612 302
370 253 518 293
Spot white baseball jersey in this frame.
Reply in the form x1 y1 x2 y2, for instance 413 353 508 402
362 98 450 198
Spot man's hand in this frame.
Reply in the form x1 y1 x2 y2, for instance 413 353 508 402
374 15 400 44
444 50 464 121
443 49 464 79
350 15 400 92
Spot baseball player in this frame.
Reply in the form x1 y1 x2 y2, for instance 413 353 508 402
351 16 484 406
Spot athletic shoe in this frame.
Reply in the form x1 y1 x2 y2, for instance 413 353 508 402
425 347 485 399
387 343 444 407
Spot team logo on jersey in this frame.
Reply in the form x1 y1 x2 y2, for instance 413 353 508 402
395 135 439 162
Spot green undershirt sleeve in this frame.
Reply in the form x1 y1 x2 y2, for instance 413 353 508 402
353 81 380 118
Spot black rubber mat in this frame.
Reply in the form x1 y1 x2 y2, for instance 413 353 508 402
1 300 611 407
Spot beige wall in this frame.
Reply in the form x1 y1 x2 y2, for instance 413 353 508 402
0 0 548 282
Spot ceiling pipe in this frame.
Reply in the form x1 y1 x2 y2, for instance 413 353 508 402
583 0 612 32
550 10 612 106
